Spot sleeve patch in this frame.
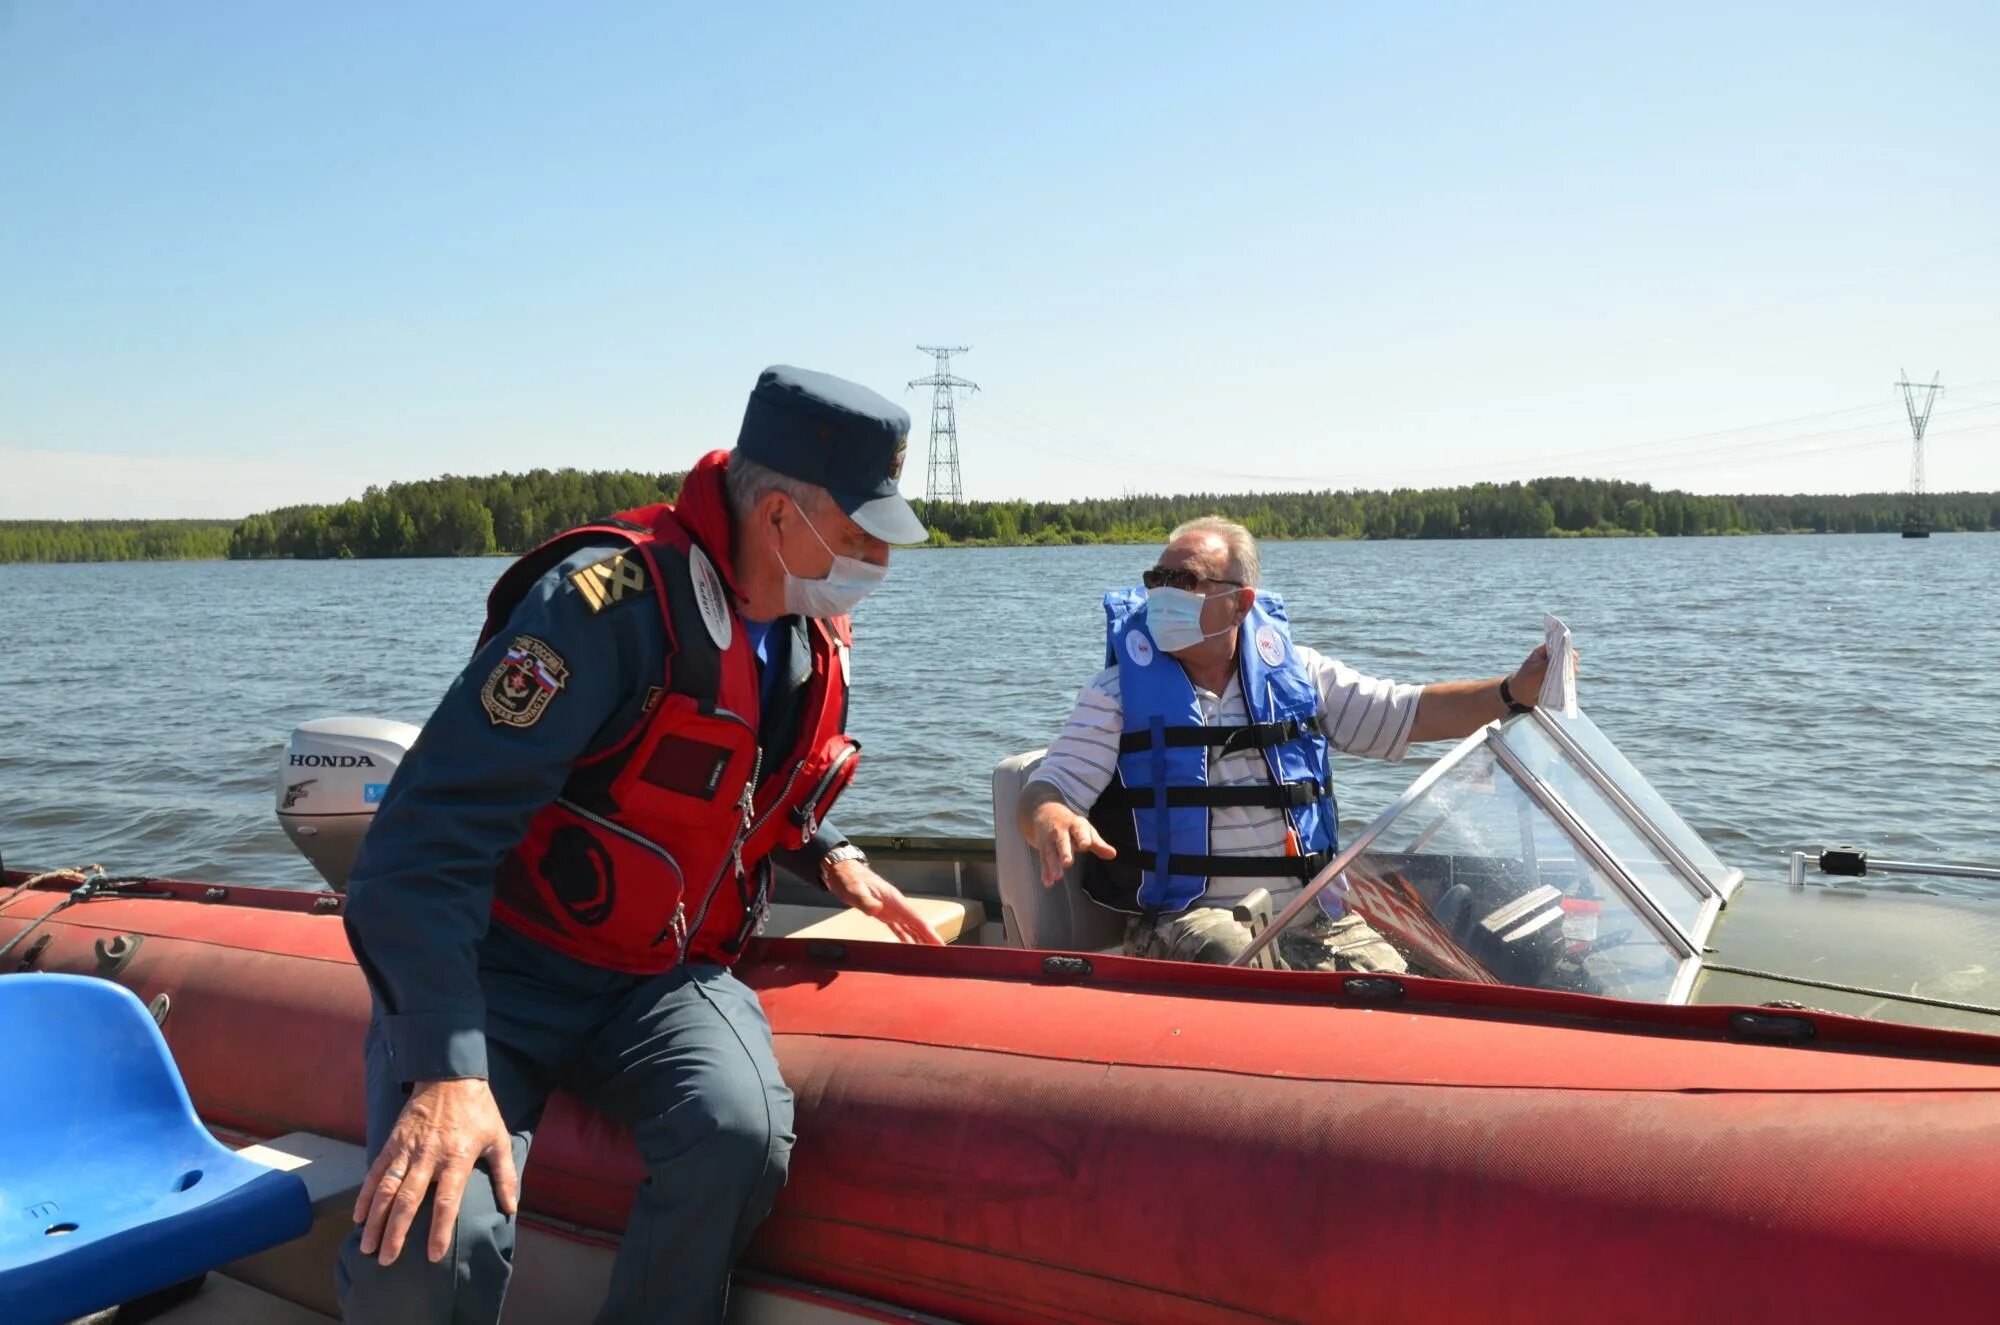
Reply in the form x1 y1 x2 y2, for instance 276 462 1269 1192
567 551 650 613
481 635 570 728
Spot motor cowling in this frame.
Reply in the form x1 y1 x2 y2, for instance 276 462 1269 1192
277 717 420 892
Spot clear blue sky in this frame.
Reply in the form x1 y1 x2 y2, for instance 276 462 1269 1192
3 1 1996 517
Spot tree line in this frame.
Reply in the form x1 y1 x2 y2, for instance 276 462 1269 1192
909 478 2000 545
0 520 233 564
5 474 1997 565
225 470 684 560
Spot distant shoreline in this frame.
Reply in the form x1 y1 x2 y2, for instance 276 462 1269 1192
2 524 1990 567
4 471 1996 564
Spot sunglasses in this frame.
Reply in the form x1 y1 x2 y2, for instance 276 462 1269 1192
1142 566 1244 592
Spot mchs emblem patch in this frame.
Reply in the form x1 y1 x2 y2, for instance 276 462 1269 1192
482 635 569 728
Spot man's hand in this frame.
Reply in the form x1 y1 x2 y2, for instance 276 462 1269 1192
1506 642 1582 708
1028 799 1116 888
1508 643 1553 705
354 1077 519 1267
824 858 947 944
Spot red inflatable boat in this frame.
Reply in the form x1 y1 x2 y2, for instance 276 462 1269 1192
5 866 2000 1324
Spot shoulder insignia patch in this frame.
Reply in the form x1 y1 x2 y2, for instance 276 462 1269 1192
482 635 570 728
567 551 650 613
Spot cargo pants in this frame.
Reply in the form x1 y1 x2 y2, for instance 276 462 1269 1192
336 924 794 1325
1128 906 1409 973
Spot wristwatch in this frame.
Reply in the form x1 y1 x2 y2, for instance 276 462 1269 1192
1498 676 1533 716
818 842 868 887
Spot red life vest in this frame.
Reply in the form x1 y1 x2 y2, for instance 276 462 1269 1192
480 450 859 973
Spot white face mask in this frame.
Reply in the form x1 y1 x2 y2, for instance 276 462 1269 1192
1144 585 1239 653
777 499 887 619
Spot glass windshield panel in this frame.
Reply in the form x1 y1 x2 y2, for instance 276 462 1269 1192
1545 708 1733 887
1495 719 1706 937
1282 744 1686 1001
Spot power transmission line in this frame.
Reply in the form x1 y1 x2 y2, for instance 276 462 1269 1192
969 382 2000 494
909 346 978 505
1895 370 1944 535
975 391 1947 487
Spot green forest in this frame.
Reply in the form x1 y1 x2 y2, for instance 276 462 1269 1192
912 480 2000 545
4 472 1997 564
223 470 685 560
0 520 233 564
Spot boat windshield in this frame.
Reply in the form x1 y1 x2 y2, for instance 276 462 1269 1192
1535 708 1740 896
1243 710 1723 1003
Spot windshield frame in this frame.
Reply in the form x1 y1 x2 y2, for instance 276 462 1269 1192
1527 706 1744 902
1234 711 1724 1004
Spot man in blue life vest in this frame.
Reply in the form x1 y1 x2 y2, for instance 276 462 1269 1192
1018 516 1557 970
337 366 942 1325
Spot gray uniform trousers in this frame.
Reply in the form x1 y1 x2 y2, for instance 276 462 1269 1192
337 923 795 1325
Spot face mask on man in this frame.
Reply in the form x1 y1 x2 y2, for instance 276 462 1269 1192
1144 585 1239 652
777 498 887 618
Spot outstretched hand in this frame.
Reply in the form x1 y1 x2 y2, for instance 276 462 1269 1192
1028 800 1117 888
1509 643 1553 702
1508 642 1582 707
823 859 947 944
354 1077 519 1267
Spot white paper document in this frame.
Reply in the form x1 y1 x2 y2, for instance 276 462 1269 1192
1540 614 1579 717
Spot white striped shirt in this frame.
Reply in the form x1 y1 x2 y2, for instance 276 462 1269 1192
1030 647 1423 903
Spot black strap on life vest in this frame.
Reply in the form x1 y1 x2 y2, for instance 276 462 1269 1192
1097 779 1324 811
656 546 722 713
1117 714 1323 759
1134 849 1336 880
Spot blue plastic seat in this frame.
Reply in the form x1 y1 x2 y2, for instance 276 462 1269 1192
0 974 313 1325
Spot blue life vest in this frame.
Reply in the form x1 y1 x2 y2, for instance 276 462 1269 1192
1081 588 1340 915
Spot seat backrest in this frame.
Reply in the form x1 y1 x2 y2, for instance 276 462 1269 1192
992 751 1129 953
0 973 194 1127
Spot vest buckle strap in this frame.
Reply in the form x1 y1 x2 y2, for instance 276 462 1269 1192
1098 780 1323 811
1116 714 1324 756
1142 850 1335 880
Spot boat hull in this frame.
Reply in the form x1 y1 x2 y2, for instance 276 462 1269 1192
7 878 2000 1323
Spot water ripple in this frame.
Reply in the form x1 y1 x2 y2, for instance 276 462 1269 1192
3 536 1997 896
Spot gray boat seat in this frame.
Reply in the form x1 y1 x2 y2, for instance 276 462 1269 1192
992 750 1129 954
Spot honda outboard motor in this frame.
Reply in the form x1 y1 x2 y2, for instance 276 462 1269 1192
277 717 420 891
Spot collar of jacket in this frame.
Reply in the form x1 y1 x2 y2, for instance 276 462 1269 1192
667 449 747 601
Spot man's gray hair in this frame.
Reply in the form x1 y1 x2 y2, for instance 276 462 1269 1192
725 452 827 522
1169 516 1261 587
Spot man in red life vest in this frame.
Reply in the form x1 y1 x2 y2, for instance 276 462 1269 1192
338 366 939 1324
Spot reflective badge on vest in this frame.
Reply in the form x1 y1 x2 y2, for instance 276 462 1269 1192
688 544 733 650
482 635 569 728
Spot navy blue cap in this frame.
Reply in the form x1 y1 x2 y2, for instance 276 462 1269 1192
735 365 927 545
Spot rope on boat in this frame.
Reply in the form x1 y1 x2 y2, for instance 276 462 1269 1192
0 864 104 916
0 866 155 963
1703 961 2000 1019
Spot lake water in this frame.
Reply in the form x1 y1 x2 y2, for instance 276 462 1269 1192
3 536 1996 892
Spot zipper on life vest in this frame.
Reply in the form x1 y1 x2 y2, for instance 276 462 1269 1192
724 856 779 955
684 727 762 962
790 740 860 847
